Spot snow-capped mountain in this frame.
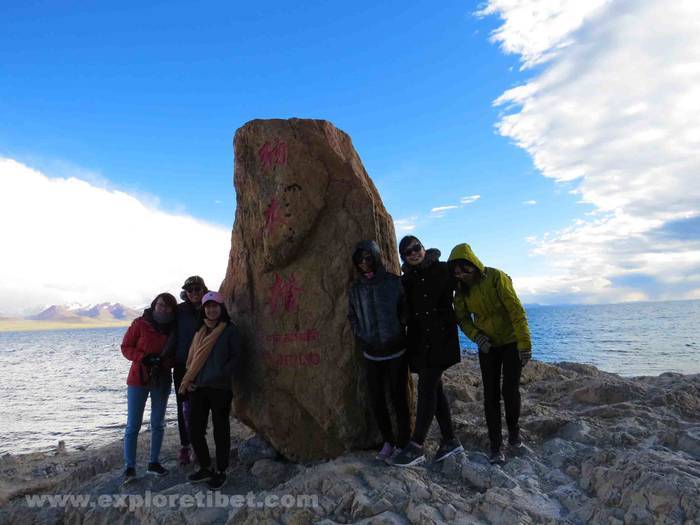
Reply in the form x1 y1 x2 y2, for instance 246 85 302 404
26 303 140 322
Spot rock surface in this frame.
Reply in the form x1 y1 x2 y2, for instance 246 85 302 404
3 358 699 524
220 118 404 461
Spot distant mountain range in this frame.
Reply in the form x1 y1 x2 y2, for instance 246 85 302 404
26 303 141 323
0 302 143 332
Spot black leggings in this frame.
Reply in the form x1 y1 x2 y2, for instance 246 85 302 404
478 342 521 452
365 355 411 448
412 367 455 445
188 387 233 472
173 366 190 447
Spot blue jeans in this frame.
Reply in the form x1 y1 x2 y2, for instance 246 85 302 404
124 381 171 468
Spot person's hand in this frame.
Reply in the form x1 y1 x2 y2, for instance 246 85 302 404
142 354 161 367
186 383 197 392
519 348 532 367
474 333 492 354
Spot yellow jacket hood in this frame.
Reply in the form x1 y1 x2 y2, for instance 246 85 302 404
448 243 485 273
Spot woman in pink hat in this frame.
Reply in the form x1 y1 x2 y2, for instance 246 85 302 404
179 291 242 490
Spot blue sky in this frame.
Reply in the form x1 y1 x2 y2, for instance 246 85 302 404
2 1 699 313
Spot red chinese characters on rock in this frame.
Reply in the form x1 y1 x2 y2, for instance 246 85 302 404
266 273 303 315
266 329 320 345
263 197 288 235
258 140 288 171
262 351 321 368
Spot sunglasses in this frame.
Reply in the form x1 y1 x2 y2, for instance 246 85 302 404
402 244 423 257
186 286 203 293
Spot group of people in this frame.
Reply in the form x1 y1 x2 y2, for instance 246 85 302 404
348 236 531 466
120 276 241 489
120 235 531 489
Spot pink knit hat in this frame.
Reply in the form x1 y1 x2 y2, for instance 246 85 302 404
201 291 223 305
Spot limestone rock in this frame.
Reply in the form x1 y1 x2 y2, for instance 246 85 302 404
250 458 295 488
220 118 404 461
238 435 278 467
4 360 700 525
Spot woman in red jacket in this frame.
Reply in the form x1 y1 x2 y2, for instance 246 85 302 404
121 292 177 484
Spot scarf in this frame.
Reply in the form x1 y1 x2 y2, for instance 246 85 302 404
178 321 226 394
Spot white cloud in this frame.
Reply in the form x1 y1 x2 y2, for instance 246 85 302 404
523 200 537 206
460 195 481 205
476 0 613 69
430 205 459 213
0 158 231 315
394 217 417 234
482 0 700 303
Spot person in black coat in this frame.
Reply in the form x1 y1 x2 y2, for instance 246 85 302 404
173 275 208 466
392 235 463 467
348 240 411 461
181 291 241 490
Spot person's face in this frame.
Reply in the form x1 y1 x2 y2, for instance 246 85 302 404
186 285 204 305
154 297 173 315
204 301 222 321
403 240 425 266
453 263 478 284
357 250 374 274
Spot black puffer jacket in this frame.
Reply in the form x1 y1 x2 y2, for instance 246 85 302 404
348 240 407 359
193 322 242 391
401 249 460 372
174 301 201 366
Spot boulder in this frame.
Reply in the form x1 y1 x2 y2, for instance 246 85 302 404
220 118 406 461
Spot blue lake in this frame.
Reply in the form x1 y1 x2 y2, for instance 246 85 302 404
0 299 698 454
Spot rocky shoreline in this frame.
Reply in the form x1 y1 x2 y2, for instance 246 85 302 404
2 356 699 524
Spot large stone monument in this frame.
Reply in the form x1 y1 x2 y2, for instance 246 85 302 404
220 118 404 461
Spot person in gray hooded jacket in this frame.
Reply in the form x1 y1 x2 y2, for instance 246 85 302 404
348 240 410 462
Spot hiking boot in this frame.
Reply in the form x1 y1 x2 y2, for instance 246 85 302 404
391 442 426 467
206 470 227 490
489 449 506 465
375 442 394 461
188 468 214 483
146 462 169 477
122 467 136 485
179 446 192 466
434 438 464 463
509 438 523 449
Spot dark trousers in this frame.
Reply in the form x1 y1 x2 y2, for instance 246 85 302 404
365 355 411 448
478 342 522 452
173 365 191 447
412 367 455 445
188 387 233 472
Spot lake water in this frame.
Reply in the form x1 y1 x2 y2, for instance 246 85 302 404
1 300 698 455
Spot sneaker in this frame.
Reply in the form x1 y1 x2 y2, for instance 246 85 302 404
375 442 394 461
188 468 214 483
434 438 464 463
489 450 506 465
206 470 227 490
146 462 169 477
122 467 136 485
179 446 191 466
391 442 426 468
509 438 523 449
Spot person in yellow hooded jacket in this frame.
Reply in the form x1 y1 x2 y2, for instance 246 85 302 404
447 243 532 465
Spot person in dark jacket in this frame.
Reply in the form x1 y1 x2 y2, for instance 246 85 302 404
172 275 208 465
448 243 532 465
120 292 177 484
348 240 411 462
392 236 463 467
180 291 241 490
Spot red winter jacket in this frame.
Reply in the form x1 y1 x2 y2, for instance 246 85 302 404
121 316 174 386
